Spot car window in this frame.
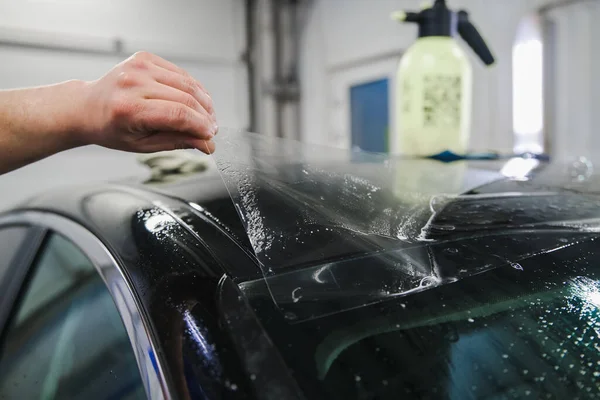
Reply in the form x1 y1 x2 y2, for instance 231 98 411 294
0 233 146 400
245 237 600 400
0 226 29 285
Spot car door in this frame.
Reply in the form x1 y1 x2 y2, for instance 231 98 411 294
0 212 170 400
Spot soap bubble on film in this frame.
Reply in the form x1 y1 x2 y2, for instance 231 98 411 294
569 156 594 182
419 276 440 288
511 262 524 271
291 287 303 303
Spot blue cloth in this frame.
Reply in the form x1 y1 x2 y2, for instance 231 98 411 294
428 150 550 163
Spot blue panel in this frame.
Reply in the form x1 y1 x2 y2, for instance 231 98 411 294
350 78 390 153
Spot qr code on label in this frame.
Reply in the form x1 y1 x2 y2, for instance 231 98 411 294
422 75 462 128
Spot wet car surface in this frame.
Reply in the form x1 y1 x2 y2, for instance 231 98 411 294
1 144 600 399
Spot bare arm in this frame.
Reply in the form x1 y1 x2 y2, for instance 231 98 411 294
0 51 217 175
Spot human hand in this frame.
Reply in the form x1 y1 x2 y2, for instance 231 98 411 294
80 51 217 154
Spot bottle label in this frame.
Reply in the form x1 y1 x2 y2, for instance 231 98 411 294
422 75 462 129
396 71 467 156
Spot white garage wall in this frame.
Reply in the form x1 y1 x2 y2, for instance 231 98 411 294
0 0 246 210
545 1 600 162
0 0 241 61
300 0 551 152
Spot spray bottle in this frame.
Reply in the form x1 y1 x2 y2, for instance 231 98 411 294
391 0 495 157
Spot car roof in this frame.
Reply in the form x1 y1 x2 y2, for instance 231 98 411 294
10 170 260 280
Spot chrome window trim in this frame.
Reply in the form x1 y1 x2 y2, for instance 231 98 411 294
0 211 173 400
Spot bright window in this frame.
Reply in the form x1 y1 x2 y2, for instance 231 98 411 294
512 14 544 154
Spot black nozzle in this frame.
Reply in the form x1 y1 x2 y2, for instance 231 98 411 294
403 12 420 23
457 11 495 66
394 2 495 67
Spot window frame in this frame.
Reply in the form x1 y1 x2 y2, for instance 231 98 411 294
0 223 46 336
0 211 172 400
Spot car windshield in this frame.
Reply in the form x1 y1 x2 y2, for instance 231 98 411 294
211 130 600 398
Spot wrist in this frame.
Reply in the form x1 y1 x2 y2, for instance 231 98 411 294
51 79 92 149
5 79 92 153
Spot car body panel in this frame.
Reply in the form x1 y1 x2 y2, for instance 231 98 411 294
0 181 287 400
2 157 600 399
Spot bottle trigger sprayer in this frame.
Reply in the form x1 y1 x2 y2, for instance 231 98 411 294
391 0 495 158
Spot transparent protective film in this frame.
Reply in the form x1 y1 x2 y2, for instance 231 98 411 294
211 129 600 321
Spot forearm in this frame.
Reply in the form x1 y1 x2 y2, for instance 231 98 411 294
0 80 86 174
0 52 216 176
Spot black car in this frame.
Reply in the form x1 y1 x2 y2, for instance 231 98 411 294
1 134 600 400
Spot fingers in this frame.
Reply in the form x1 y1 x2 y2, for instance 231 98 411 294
142 80 211 117
140 52 190 77
156 59 209 96
135 51 210 93
127 51 214 116
137 131 215 155
195 139 216 154
149 64 214 116
98 52 219 154
133 99 217 140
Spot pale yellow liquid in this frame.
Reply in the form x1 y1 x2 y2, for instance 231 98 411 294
394 37 473 157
